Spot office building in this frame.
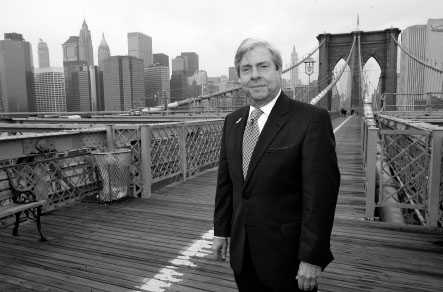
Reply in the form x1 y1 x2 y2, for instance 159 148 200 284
144 64 170 107
103 56 144 111
153 53 169 67
172 56 185 72
181 52 199 77
38 39 50 68
78 19 94 65
33 67 66 112
62 36 79 62
0 33 35 112
128 32 152 68
228 67 237 82
398 18 443 106
170 70 187 101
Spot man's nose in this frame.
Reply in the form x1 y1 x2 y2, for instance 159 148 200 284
251 66 260 79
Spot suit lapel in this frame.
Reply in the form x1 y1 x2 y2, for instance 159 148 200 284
244 93 290 184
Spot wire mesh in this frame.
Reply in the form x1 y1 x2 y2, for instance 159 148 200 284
92 148 131 203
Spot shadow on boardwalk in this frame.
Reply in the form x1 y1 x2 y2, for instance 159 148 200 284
1 115 443 292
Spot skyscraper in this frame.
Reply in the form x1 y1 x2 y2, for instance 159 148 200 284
34 67 66 112
153 53 169 67
62 36 79 62
38 39 50 68
181 52 199 77
228 67 237 82
97 33 111 71
144 64 170 107
398 18 443 107
103 56 144 111
78 19 94 65
172 56 185 72
0 33 35 112
128 32 153 68
290 46 300 91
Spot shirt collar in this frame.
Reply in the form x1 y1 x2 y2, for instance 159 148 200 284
249 88 281 117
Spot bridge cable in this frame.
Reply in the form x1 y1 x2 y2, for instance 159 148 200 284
310 36 356 105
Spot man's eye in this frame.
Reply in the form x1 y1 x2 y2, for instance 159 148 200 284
259 64 269 70
241 67 251 73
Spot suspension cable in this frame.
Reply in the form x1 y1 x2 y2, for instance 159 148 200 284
391 34 443 73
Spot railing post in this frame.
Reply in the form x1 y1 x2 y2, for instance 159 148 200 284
180 123 187 182
365 127 378 219
105 124 115 151
140 125 152 198
427 129 443 226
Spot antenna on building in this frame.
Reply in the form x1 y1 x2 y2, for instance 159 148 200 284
357 14 360 31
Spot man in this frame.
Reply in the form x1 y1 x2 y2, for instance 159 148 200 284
212 38 340 291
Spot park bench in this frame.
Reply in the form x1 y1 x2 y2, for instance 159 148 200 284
0 168 47 242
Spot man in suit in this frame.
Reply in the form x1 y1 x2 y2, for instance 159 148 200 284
212 38 340 291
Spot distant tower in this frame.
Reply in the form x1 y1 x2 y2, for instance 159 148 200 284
103 56 145 110
128 32 153 68
62 36 79 62
181 52 199 77
290 46 300 90
34 67 66 112
0 33 35 112
153 53 169 67
78 19 94 65
97 33 110 71
144 64 170 107
172 56 185 72
38 39 50 68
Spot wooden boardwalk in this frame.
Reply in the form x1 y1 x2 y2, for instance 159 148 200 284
1 115 443 291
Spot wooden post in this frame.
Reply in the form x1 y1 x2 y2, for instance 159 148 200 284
180 123 187 182
365 127 378 219
140 125 152 198
427 129 443 226
105 125 115 151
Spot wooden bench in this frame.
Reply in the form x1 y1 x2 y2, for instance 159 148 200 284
0 169 47 242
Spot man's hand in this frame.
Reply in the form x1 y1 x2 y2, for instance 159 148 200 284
296 261 322 291
212 237 228 261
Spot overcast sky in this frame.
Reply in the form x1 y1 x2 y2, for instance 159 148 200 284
1 0 442 77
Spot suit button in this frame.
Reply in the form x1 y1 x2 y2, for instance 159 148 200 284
243 195 249 200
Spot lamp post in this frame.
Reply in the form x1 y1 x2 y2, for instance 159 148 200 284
304 57 315 102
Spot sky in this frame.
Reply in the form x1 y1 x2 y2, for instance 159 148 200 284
1 0 442 78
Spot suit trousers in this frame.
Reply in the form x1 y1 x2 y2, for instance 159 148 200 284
234 233 318 292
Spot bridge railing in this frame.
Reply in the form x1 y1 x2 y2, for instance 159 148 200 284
365 114 443 226
381 92 443 113
0 119 224 214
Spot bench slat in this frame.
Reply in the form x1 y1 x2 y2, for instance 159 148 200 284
0 201 46 218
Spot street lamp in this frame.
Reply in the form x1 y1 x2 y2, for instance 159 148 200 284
304 57 315 101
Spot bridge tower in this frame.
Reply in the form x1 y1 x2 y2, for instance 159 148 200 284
317 28 401 111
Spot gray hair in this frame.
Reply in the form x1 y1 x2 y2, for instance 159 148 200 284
234 38 282 77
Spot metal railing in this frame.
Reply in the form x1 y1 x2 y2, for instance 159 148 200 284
0 119 224 212
363 114 443 226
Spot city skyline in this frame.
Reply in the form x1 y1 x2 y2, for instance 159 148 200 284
1 0 442 77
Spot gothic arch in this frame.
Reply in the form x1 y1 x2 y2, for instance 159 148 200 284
317 28 401 110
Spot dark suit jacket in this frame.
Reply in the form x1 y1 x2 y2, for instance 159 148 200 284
214 92 340 287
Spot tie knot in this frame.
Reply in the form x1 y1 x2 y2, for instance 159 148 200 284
250 108 263 122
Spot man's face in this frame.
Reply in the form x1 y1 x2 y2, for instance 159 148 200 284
239 46 282 107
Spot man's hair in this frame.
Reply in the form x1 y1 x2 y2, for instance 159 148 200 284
234 38 282 77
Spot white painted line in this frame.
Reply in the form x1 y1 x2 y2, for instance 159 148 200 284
138 230 214 291
334 115 353 134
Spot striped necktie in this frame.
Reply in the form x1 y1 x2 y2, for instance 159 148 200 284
242 108 263 179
